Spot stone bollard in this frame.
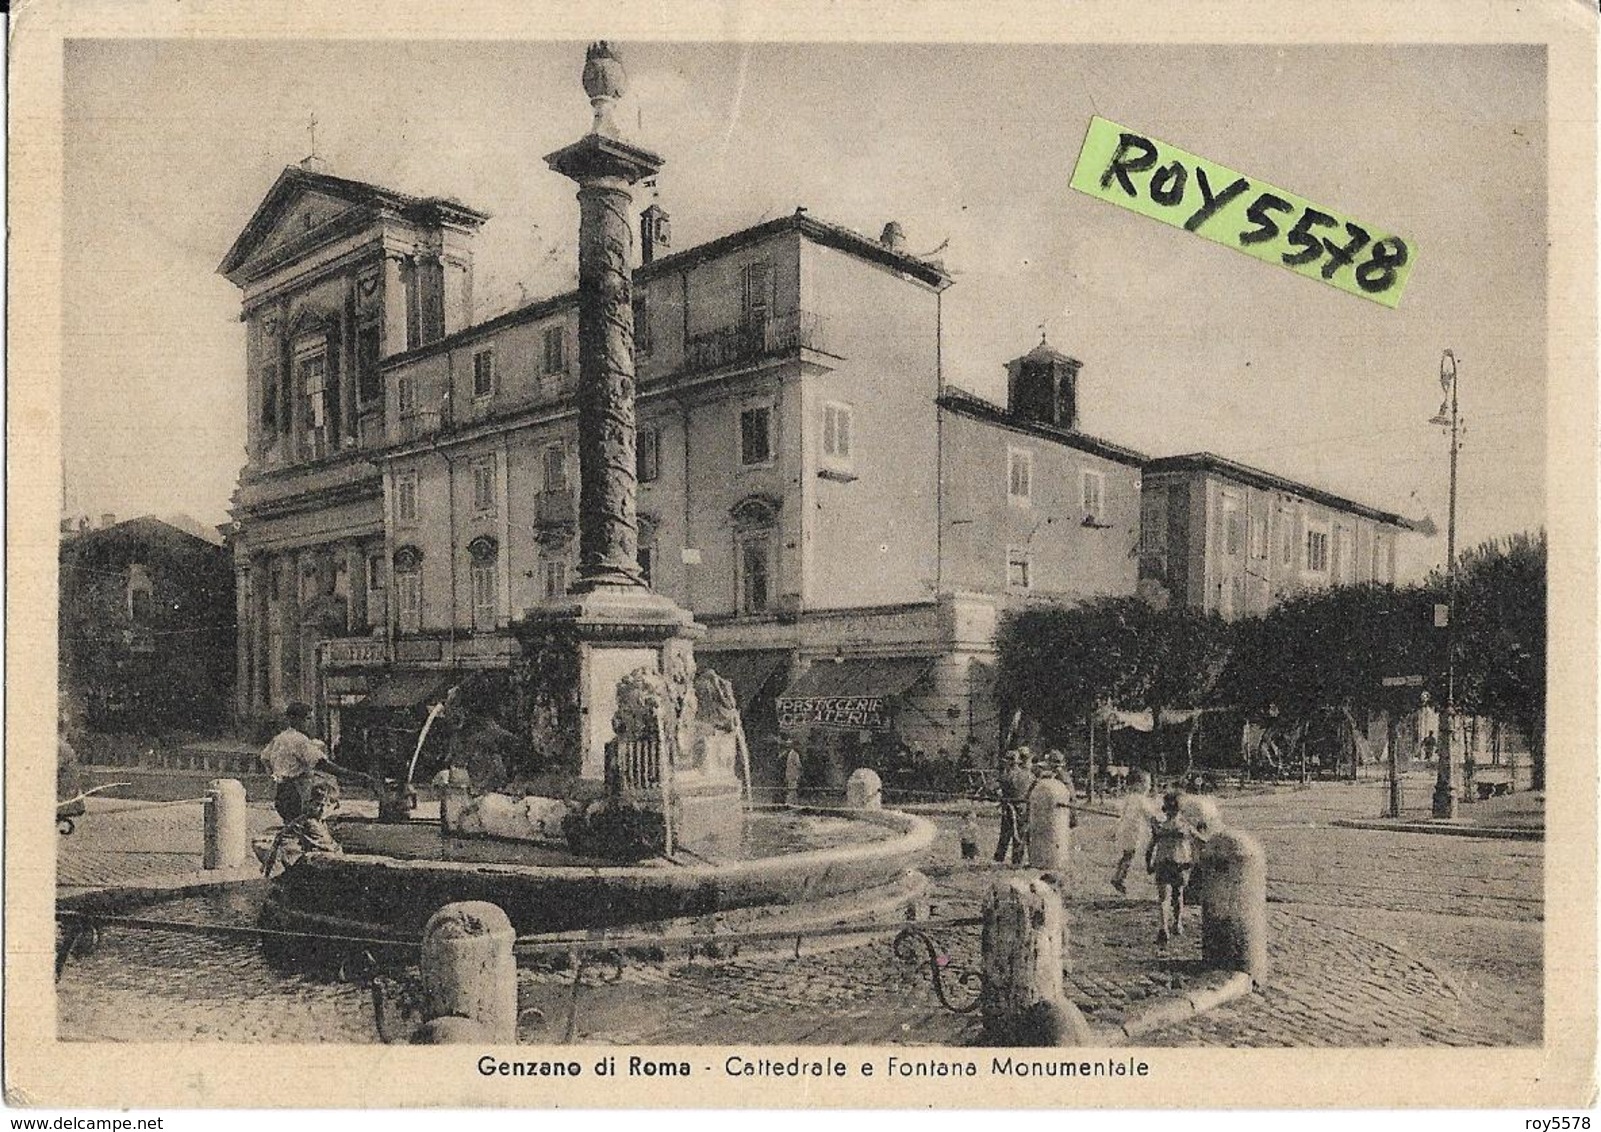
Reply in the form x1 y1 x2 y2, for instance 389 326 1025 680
418 901 518 1043
202 778 249 869
1026 777 1074 872
1198 829 1269 986
844 767 882 810
980 875 1091 1047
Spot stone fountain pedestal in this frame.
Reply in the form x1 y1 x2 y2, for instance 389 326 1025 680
519 587 700 781
510 585 747 855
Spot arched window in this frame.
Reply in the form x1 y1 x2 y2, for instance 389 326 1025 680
393 545 424 634
730 495 781 615
468 537 499 630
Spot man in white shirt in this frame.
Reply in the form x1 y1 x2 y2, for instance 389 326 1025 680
260 702 368 824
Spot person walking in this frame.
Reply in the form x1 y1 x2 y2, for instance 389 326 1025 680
1110 770 1158 894
993 747 1035 865
781 740 804 806
1145 790 1201 945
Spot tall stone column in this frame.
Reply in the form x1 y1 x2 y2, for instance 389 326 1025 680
545 41 663 593
519 42 702 787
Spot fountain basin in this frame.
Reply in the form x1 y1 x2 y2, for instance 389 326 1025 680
261 806 936 942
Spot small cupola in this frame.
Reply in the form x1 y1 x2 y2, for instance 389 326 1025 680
1005 332 1082 430
641 203 670 265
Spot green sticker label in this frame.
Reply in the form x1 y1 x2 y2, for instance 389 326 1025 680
1070 116 1415 307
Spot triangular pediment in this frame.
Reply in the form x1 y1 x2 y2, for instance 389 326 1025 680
218 165 489 283
256 189 361 260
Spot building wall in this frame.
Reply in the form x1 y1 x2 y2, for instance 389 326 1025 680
938 409 1141 602
799 241 941 610
230 183 485 717
60 521 236 730
1142 466 1403 619
387 304 579 443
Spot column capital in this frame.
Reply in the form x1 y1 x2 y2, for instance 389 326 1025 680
544 133 665 187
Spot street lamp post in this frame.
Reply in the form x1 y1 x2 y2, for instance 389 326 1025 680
1430 349 1460 819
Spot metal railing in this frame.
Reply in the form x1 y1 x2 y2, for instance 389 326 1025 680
683 310 823 373
534 488 576 529
397 409 444 442
54 903 985 1043
608 736 664 795
322 637 389 668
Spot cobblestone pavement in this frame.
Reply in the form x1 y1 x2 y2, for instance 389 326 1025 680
54 775 1542 1046
57 796 278 893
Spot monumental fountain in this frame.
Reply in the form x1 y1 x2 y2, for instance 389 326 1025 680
260 43 934 946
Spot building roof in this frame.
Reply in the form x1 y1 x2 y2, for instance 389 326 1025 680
936 387 1148 468
218 165 491 278
1014 339 1081 368
1143 452 1412 528
379 208 953 368
60 515 229 559
637 209 952 290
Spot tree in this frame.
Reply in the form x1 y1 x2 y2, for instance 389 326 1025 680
1217 582 1437 777
1444 531 1546 789
995 597 1231 760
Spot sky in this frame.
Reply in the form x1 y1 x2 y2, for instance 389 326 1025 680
61 40 1546 580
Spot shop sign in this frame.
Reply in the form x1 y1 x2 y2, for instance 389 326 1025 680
777 695 892 732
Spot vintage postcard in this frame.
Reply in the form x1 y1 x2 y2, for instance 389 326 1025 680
6 0 1596 1111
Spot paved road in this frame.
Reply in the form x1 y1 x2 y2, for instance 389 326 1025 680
1127 778 1542 1046
54 771 1541 1046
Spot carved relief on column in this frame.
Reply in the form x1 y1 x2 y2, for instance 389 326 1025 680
575 178 644 590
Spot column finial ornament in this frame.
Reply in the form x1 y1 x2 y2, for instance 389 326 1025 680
583 41 627 138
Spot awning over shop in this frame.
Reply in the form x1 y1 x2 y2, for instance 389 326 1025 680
776 657 933 732
696 649 788 714
360 669 462 710
1094 705 1205 732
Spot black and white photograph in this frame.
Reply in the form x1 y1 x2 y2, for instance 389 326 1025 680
8 0 1596 1112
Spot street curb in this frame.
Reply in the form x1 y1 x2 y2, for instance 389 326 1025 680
59 875 267 913
1094 969 1256 1044
1330 818 1542 841
59 865 268 899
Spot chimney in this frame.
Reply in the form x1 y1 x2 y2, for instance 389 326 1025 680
879 221 906 253
640 203 670 265
100 512 117 529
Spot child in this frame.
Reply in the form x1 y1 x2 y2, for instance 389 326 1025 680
1146 790 1199 945
1110 771 1158 894
959 808 980 861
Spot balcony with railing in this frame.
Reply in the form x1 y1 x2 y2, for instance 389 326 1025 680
396 409 445 444
322 637 390 668
683 310 824 375
534 488 577 530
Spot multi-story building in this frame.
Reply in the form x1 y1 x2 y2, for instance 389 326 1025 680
59 516 236 730
218 163 489 726
221 162 1147 783
1138 452 1409 620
